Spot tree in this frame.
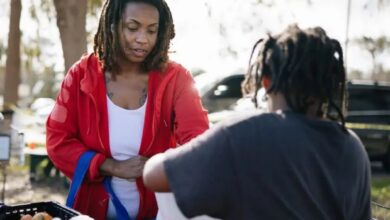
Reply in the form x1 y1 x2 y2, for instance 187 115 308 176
355 36 390 78
53 0 88 73
3 0 22 110
0 40 4 62
51 0 103 73
348 69 364 80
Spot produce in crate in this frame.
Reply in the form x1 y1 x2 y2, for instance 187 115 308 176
20 212 52 220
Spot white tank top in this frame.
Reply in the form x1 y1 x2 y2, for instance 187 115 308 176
106 96 147 219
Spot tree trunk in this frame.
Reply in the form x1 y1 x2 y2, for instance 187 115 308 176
53 0 87 73
369 51 376 79
4 0 22 110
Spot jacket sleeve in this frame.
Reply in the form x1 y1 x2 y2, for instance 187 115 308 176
46 65 106 182
173 68 210 145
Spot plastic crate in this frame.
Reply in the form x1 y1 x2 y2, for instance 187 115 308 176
0 201 80 220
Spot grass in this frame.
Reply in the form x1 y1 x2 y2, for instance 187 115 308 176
372 178 390 203
371 177 390 219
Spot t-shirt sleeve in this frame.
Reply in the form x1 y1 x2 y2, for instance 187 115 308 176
347 130 372 220
355 161 371 220
163 125 234 218
356 146 372 220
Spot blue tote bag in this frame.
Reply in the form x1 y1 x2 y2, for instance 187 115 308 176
66 151 131 220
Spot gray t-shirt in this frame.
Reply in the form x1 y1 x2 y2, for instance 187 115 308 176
164 111 371 220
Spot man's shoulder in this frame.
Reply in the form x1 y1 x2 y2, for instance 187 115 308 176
345 128 368 158
215 110 275 132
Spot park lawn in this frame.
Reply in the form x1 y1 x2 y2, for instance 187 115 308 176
371 177 390 219
372 177 390 204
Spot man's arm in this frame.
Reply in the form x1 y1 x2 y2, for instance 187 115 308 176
143 153 171 192
143 125 234 218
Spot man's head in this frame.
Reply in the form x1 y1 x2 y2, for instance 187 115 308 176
94 0 175 75
242 24 346 126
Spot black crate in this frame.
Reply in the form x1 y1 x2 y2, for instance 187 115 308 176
0 201 80 220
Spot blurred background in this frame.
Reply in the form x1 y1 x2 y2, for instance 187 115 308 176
0 0 389 218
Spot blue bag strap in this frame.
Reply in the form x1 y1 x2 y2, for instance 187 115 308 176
103 177 131 220
66 151 96 208
66 151 138 220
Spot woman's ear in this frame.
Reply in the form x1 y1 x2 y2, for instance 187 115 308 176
262 76 270 90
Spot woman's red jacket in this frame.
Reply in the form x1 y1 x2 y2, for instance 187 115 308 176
46 54 209 219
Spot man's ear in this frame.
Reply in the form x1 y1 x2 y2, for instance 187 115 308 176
262 76 270 90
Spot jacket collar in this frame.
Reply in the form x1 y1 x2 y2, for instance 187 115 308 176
78 53 102 95
77 53 180 96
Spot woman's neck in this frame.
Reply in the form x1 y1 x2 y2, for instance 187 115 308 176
117 57 144 75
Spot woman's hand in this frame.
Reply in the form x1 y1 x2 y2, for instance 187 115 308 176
100 156 149 180
116 156 149 180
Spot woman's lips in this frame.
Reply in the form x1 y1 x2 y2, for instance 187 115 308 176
131 48 147 57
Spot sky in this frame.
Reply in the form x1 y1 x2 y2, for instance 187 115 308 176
164 0 390 75
0 0 389 77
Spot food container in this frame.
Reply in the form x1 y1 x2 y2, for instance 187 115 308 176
0 201 80 220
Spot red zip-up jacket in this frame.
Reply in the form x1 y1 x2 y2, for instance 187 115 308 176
46 54 209 220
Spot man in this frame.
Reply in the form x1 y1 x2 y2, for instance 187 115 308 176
143 25 371 220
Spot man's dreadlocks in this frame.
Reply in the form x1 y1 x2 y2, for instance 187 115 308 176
242 24 347 129
93 0 175 76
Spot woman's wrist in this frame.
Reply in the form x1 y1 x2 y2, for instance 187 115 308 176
99 158 118 177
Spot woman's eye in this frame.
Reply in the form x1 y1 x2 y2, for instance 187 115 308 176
127 27 137 32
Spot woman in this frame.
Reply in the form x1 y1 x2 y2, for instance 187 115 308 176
46 0 209 219
143 25 371 220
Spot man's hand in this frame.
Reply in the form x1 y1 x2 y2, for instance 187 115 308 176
143 153 171 192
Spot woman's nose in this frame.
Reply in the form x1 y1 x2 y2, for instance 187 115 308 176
135 31 148 44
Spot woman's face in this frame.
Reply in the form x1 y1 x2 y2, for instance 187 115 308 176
118 2 159 64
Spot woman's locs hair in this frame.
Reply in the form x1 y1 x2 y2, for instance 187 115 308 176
93 0 175 75
242 24 347 129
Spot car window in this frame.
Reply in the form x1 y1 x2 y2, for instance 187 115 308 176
211 76 244 99
348 87 390 111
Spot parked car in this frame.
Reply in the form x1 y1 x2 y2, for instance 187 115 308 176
345 80 390 171
208 80 390 171
195 72 245 113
